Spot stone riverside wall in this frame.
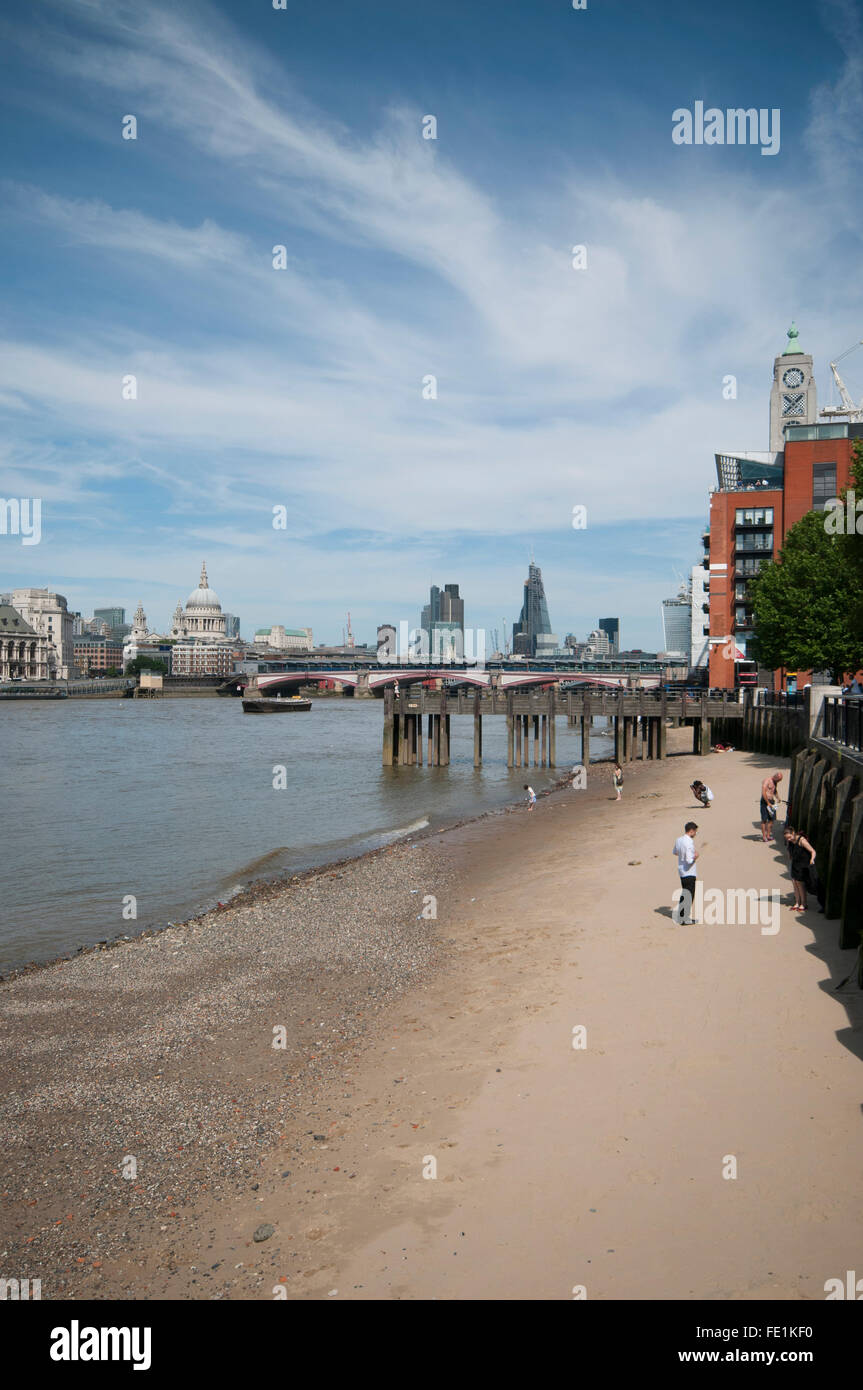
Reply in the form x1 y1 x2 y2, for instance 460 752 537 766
787 739 863 952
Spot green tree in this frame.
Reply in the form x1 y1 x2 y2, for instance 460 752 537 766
749 510 863 682
125 655 168 676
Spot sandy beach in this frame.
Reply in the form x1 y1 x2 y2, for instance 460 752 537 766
1 734 861 1300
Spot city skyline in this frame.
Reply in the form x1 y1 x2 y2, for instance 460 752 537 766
3 1 863 647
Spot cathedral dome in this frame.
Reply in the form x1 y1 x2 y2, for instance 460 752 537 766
186 562 221 610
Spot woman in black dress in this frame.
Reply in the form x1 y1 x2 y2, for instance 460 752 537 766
784 825 816 911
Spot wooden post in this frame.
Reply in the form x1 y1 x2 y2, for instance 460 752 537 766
506 696 514 768
658 712 667 759
474 704 482 767
540 714 547 767
533 714 539 767
624 715 633 761
428 714 433 767
516 711 522 767
549 702 556 767
417 713 423 766
445 715 451 765
383 688 394 765
614 714 623 764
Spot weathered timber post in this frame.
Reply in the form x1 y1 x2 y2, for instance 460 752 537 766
383 688 394 765
533 714 540 767
826 777 856 922
614 714 623 764
623 715 633 761
582 695 591 768
840 793 863 948
515 710 522 766
439 709 450 766
540 713 547 767
428 714 434 767
506 695 514 768
474 702 482 767
417 713 423 766
549 698 556 766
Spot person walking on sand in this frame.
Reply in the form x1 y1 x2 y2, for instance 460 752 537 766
760 771 783 842
612 764 623 801
784 825 816 910
672 821 699 924
524 784 536 812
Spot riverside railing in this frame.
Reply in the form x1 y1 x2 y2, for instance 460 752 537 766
823 696 863 753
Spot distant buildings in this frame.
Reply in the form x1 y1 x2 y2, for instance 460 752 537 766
254 626 313 652
73 636 125 674
661 583 691 660
598 617 620 655
7 589 79 679
167 562 235 675
222 612 241 641
94 606 125 629
512 561 558 657
0 601 52 680
421 583 464 659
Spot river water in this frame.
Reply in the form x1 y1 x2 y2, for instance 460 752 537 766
0 697 611 973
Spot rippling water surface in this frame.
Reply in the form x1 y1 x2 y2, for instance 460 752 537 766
1 697 610 972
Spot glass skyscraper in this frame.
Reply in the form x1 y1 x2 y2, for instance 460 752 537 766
512 562 554 657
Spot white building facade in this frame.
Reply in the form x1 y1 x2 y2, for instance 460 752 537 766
9 588 79 679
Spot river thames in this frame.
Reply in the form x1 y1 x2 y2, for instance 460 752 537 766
1 697 610 973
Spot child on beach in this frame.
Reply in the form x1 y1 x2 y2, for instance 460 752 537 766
612 764 623 801
524 784 536 811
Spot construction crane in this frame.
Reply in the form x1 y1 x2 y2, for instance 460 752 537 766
820 340 863 420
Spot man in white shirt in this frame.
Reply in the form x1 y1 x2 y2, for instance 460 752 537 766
672 821 699 924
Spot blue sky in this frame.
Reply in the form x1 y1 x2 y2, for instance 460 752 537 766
2 0 863 649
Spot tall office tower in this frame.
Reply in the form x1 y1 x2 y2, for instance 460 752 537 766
661 583 691 658
94 607 125 630
222 613 240 640
598 617 620 655
512 561 554 657
421 582 464 656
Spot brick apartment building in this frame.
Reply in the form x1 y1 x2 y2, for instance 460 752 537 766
706 325 860 690
73 636 125 674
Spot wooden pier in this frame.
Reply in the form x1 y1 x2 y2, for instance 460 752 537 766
382 687 744 767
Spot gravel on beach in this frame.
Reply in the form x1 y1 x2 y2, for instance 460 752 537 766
0 833 456 1298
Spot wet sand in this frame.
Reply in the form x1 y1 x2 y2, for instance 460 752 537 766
2 734 861 1300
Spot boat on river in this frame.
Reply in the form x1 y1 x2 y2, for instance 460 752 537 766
241 694 312 713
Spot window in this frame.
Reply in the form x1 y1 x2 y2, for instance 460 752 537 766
812 462 837 511
735 507 773 526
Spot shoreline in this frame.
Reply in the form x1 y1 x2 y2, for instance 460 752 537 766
0 742 634 1300
0 752 609 984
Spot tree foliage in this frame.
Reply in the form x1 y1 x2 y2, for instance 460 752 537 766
749 510 863 682
125 655 168 675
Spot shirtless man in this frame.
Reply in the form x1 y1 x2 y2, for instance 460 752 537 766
760 770 783 842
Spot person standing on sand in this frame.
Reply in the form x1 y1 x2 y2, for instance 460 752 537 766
784 825 816 911
760 771 783 842
612 764 623 800
672 822 699 924
524 784 536 811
